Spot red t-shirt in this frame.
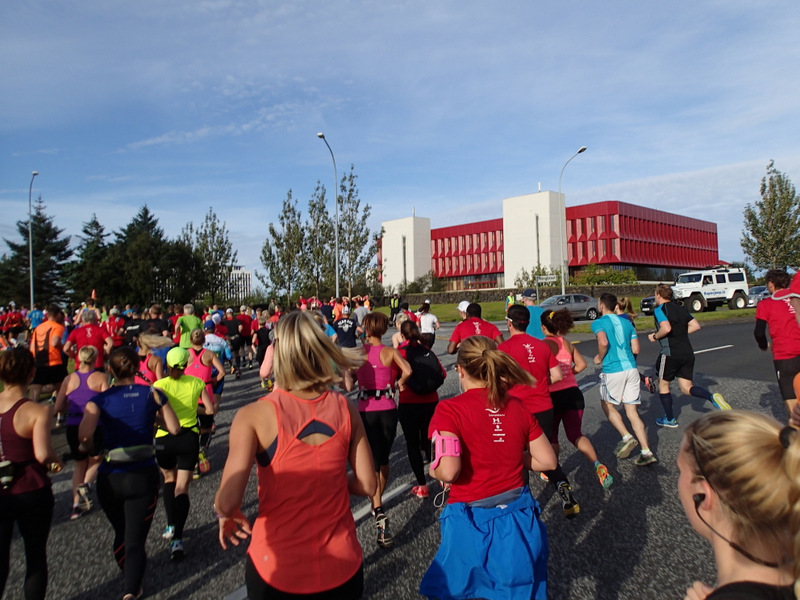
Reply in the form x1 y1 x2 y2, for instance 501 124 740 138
67 323 108 369
429 387 543 504
757 292 800 359
103 315 127 348
790 272 800 296
238 313 253 337
498 334 558 414
449 317 501 346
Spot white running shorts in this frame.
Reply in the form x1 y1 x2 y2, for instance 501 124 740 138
599 369 641 405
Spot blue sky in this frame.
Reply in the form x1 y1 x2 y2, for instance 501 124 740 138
2 1 799 280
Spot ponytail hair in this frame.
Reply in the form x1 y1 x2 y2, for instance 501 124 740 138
77 345 98 367
400 320 424 347
541 308 573 336
684 410 800 595
456 336 534 409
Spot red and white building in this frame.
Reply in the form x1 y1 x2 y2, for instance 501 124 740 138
378 191 719 291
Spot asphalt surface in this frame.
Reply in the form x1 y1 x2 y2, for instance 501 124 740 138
3 316 785 600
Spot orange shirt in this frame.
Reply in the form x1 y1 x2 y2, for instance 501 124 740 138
30 320 65 366
248 389 361 593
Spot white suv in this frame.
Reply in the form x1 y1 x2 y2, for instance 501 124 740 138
672 267 749 313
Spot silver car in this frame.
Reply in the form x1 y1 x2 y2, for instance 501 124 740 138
747 285 769 307
540 293 599 320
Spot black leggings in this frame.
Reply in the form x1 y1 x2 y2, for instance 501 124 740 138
96 466 160 597
532 409 570 487
398 402 437 485
0 485 54 600
245 556 363 599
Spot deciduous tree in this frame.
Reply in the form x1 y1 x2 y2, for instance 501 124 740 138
303 182 335 299
336 165 375 297
259 190 306 304
741 160 800 270
183 208 238 304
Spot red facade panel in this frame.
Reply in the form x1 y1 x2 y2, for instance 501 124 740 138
565 201 717 270
431 219 504 279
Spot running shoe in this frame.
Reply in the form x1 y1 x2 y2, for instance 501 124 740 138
539 472 549 483
70 504 87 520
162 525 175 541
615 436 639 459
170 539 185 561
198 449 211 474
260 379 267 389
77 483 93 512
656 416 679 428
644 376 657 394
595 464 614 489
375 513 393 548
556 482 580 519
634 452 658 467
411 485 429 499
193 465 201 480
711 393 731 411
248 361 253 369
121 588 143 600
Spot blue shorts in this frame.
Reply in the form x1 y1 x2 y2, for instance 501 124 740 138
420 486 548 600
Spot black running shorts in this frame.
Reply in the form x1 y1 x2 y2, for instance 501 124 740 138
360 409 398 469
155 428 200 471
656 354 695 382
774 355 800 400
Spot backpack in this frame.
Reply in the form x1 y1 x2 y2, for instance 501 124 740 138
405 344 445 395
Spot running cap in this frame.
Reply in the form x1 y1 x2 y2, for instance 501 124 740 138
203 320 215 330
240 305 246 312
211 313 222 324
8 301 15 307
424 299 431 304
226 308 234 313
109 307 120 315
457 301 470 312
521 288 536 298
166 347 190 369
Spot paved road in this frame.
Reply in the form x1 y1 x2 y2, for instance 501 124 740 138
4 318 785 600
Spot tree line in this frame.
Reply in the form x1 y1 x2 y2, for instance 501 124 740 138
258 164 378 304
0 202 238 308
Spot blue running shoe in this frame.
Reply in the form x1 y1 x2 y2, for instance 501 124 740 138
711 393 731 411
656 417 679 428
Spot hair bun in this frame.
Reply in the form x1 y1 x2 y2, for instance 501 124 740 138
779 425 797 449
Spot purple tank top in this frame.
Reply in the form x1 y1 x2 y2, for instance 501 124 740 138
67 371 100 426
0 399 50 495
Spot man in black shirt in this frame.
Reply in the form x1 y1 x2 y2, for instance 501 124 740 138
223 308 243 378
333 314 362 348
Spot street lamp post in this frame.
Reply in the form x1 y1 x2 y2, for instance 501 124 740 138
317 133 340 299
28 171 39 310
558 147 586 295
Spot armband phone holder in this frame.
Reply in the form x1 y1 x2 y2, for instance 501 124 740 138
430 430 461 470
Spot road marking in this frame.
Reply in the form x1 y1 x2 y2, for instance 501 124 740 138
694 345 733 355
223 482 412 600
579 381 596 392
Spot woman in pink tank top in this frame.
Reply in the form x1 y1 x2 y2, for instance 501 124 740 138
541 309 613 489
214 312 377 599
134 333 169 385
352 312 411 549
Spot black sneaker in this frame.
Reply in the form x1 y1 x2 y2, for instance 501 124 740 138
557 482 580 519
375 513 393 548
170 539 185 561
645 376 656 394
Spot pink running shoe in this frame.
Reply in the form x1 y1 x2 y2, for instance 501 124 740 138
411 485 429 499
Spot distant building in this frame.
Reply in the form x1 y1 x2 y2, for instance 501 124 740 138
378 191 719 291
223 267 252 302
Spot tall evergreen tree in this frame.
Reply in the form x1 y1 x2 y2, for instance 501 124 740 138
336 165 375 296
304 182 335 299
741 160 800 270
68 214 111 302
259 190 306 305
0 197 72 306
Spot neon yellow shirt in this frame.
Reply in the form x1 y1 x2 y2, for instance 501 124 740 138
153 374 205 436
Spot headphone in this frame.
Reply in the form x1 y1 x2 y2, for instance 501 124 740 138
691 493 779 568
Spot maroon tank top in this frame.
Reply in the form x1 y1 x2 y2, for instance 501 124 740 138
0 398 50 495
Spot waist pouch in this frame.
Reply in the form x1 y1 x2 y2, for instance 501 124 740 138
105 445 154 463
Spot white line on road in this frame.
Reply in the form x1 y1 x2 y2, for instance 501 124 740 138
694 345 733 355
579 381 596 392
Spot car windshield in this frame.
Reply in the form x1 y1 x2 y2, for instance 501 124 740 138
749 286 766 295
541 296 561 306
677 274 702 284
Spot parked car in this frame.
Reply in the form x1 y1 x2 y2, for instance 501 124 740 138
747 285 769 307
540 293 598 320
641 296 656 316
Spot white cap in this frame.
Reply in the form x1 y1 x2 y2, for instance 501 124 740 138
457 301 470 312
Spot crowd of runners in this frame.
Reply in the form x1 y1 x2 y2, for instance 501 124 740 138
0 276 799 600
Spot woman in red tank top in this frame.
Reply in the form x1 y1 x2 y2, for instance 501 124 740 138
214 312 377 599
0 348 62 600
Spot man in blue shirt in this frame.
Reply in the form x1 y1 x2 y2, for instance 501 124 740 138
592 292 656 466
521 289 545 340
